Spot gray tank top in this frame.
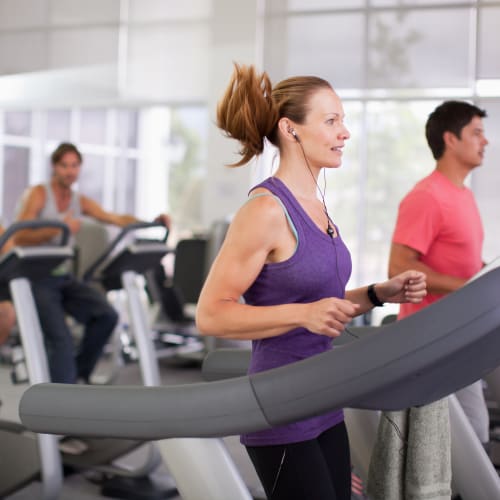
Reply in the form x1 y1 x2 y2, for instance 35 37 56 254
38 182 81 274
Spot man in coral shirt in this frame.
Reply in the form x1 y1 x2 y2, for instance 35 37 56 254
389 100 489 446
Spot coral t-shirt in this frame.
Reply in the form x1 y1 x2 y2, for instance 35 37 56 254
392 170 483 319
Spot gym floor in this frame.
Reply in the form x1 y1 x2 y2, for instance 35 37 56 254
0 354 265 500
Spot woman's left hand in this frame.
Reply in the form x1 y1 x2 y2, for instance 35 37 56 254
376 270 427 304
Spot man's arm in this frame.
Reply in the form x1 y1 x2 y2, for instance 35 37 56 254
81 195 138 227
388 242 466 295
80 195 171 228
0 224 14 254
14 186 67 246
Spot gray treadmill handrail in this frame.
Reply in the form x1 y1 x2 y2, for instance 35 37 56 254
0 247 74 283
0 220 70 250
0 220 73 284
468 256 500 283
19 263 500 440
6 247 73 259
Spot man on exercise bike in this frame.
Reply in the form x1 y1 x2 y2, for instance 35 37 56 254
14 142 170 384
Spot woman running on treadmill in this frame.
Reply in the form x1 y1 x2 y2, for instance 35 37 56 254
196 63 427 500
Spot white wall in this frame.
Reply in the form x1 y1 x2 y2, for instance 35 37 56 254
0 0 263 226
201 0 260 226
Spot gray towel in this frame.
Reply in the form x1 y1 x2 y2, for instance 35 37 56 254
367 398 451 500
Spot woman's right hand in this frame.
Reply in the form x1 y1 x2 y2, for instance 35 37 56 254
304 298 360 338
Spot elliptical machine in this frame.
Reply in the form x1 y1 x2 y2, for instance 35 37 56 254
0 220 177 500
0 220 72 499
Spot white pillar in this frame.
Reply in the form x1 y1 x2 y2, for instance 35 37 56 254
136 107 170 220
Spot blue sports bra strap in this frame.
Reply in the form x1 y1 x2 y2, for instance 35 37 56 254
246 193 299 244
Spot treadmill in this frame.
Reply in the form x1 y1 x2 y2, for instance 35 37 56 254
20 258 500 499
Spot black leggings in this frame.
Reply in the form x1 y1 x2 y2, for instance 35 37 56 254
246 422 351 500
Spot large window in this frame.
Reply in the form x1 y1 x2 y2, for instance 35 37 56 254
263 1 500 291
0 106 208 234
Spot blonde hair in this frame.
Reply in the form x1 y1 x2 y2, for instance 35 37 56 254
217 63 332 167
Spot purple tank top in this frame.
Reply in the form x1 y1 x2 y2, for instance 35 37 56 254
240 177 352 446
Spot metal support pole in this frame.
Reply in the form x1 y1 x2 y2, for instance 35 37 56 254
10 277 63 500
121 270 252 499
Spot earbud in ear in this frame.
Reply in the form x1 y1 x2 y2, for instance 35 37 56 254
288 127 300 142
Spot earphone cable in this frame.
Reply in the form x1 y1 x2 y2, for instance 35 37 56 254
297 141 359 340
297 141 334 235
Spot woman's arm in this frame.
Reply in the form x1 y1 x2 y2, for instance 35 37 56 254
345 270 427 316
389 242 465 295
196 195 359 340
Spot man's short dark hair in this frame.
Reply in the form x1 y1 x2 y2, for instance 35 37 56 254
425 101 487 160
51 142 82 166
